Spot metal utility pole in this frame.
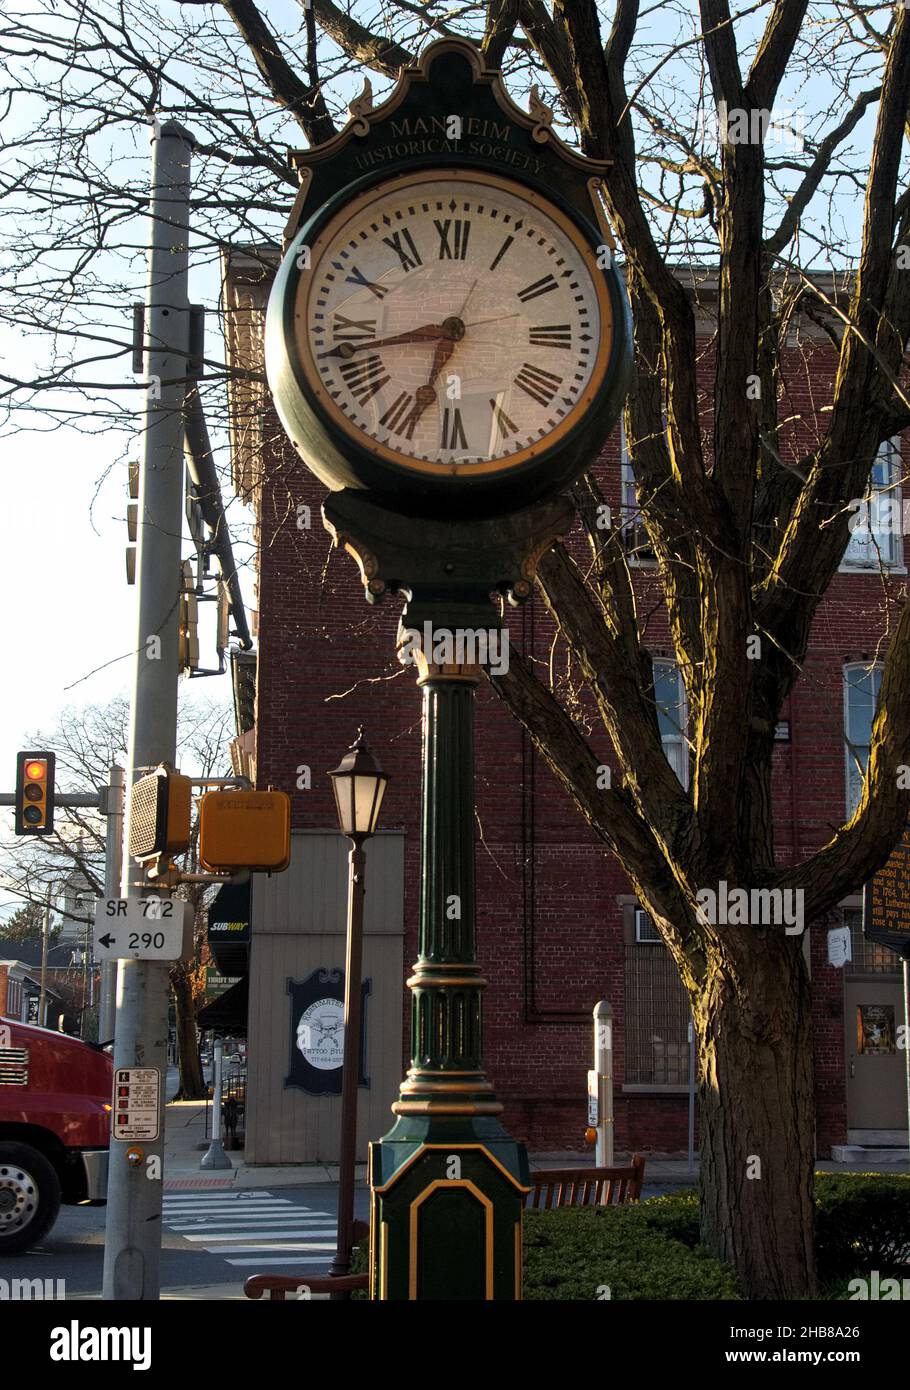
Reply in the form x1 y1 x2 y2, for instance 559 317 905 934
102 120 194 1302
904 960 910 1167
98 767 125 1044
38 885 51 1028
330 839 366 1281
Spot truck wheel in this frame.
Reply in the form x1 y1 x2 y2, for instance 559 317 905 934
0 1143 62 1254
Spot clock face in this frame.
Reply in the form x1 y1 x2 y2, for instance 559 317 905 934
293 169 614 478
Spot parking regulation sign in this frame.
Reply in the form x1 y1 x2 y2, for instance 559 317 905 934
112 1067 160 1141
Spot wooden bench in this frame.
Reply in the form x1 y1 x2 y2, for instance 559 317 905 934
527 1156 645 1209
244 1272 368 1300
243 1161 645 1299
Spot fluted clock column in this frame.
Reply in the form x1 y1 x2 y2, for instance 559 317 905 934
369 654 530 1301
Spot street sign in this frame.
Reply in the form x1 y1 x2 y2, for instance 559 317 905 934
112 1067 160 1141
587 1069 599 1127
93 897 193 961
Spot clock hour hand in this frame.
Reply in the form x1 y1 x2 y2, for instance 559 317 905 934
317 322 449 359
409 337 457 431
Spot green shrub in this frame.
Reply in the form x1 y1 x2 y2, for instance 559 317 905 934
345 1172 910 1299
636 1189 700 1247
522 1205 742 1300
814 1172 910 1283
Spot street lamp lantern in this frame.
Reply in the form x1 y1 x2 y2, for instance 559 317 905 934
328 727 388 840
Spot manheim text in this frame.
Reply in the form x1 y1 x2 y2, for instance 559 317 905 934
399 623 510 676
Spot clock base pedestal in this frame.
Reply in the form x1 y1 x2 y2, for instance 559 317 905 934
369 1117 529 1301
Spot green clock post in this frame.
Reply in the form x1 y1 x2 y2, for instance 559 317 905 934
265 36 632 1299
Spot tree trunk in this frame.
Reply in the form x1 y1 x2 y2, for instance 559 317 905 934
172 967 206 1101
695 931 817 1299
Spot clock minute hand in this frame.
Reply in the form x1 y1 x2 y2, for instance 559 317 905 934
317 322 448 359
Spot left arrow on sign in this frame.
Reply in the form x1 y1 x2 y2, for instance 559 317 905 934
98 933 116 950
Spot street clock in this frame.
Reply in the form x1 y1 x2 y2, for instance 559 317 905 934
266 38 632 518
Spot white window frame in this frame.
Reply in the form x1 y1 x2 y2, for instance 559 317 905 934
843 661 883 816
619 420 657 564
634 907 662 943
840 437 905 573
653 657 689 788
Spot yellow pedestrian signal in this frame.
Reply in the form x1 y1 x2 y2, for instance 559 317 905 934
198 790 291 872
15 751 55 835
129 764 193 861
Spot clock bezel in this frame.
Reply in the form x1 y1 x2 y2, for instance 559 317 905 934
267 158 632 515
291 167 614 478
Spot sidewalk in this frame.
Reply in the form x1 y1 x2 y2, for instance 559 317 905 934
164 1100 368 1189
164 1101 910 1190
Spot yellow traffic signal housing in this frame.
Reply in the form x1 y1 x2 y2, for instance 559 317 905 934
129 764 193 861
198 790 291 873
15 751 56 835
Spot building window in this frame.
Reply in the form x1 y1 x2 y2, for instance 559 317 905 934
844 662 882 815
841 439 903 570
634 907 662 942
624 937 691 1084
844 908 899 974
653 658 689 787
619 421 656 562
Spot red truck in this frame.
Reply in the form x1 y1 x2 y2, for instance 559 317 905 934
0 1017 111 1253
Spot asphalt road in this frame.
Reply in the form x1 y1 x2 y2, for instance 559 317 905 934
0 1185 371 1297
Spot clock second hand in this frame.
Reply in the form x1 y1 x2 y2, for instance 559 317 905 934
462 313 522 328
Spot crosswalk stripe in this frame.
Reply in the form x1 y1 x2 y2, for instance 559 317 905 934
162 1204 294 1214
190 1251 340 1262
169 1222 329 1233
225 1257 334 1267
176 1234 336 1245
162 1195 287 1205
168 1212 325 1222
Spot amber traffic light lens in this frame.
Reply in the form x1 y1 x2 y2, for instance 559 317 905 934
23 784 42 801
24 760 46 780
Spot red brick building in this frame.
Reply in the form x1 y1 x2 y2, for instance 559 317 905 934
223 254 908 1159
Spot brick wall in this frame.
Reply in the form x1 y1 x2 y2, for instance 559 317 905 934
247 319 905 1154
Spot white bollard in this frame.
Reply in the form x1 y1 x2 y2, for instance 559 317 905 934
594 1000 614 1166
200 1037 232 1171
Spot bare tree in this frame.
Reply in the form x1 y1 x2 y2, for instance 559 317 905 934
3 0 910 1296
0 695 235 1098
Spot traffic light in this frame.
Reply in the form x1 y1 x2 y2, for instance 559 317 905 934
15 752 56 835
128 763 192 861
198 790 291 872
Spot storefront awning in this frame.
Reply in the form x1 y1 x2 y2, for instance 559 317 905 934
196 976 248 1037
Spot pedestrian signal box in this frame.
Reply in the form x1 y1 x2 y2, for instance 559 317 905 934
128 764 192 861
15 751 56 835
198 790 291 873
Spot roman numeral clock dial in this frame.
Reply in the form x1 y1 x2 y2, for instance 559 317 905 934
290 170 615 491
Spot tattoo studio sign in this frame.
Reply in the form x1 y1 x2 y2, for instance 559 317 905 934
285 968 371 1096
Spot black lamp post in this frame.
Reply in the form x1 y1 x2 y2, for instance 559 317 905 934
327 728 388 1281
